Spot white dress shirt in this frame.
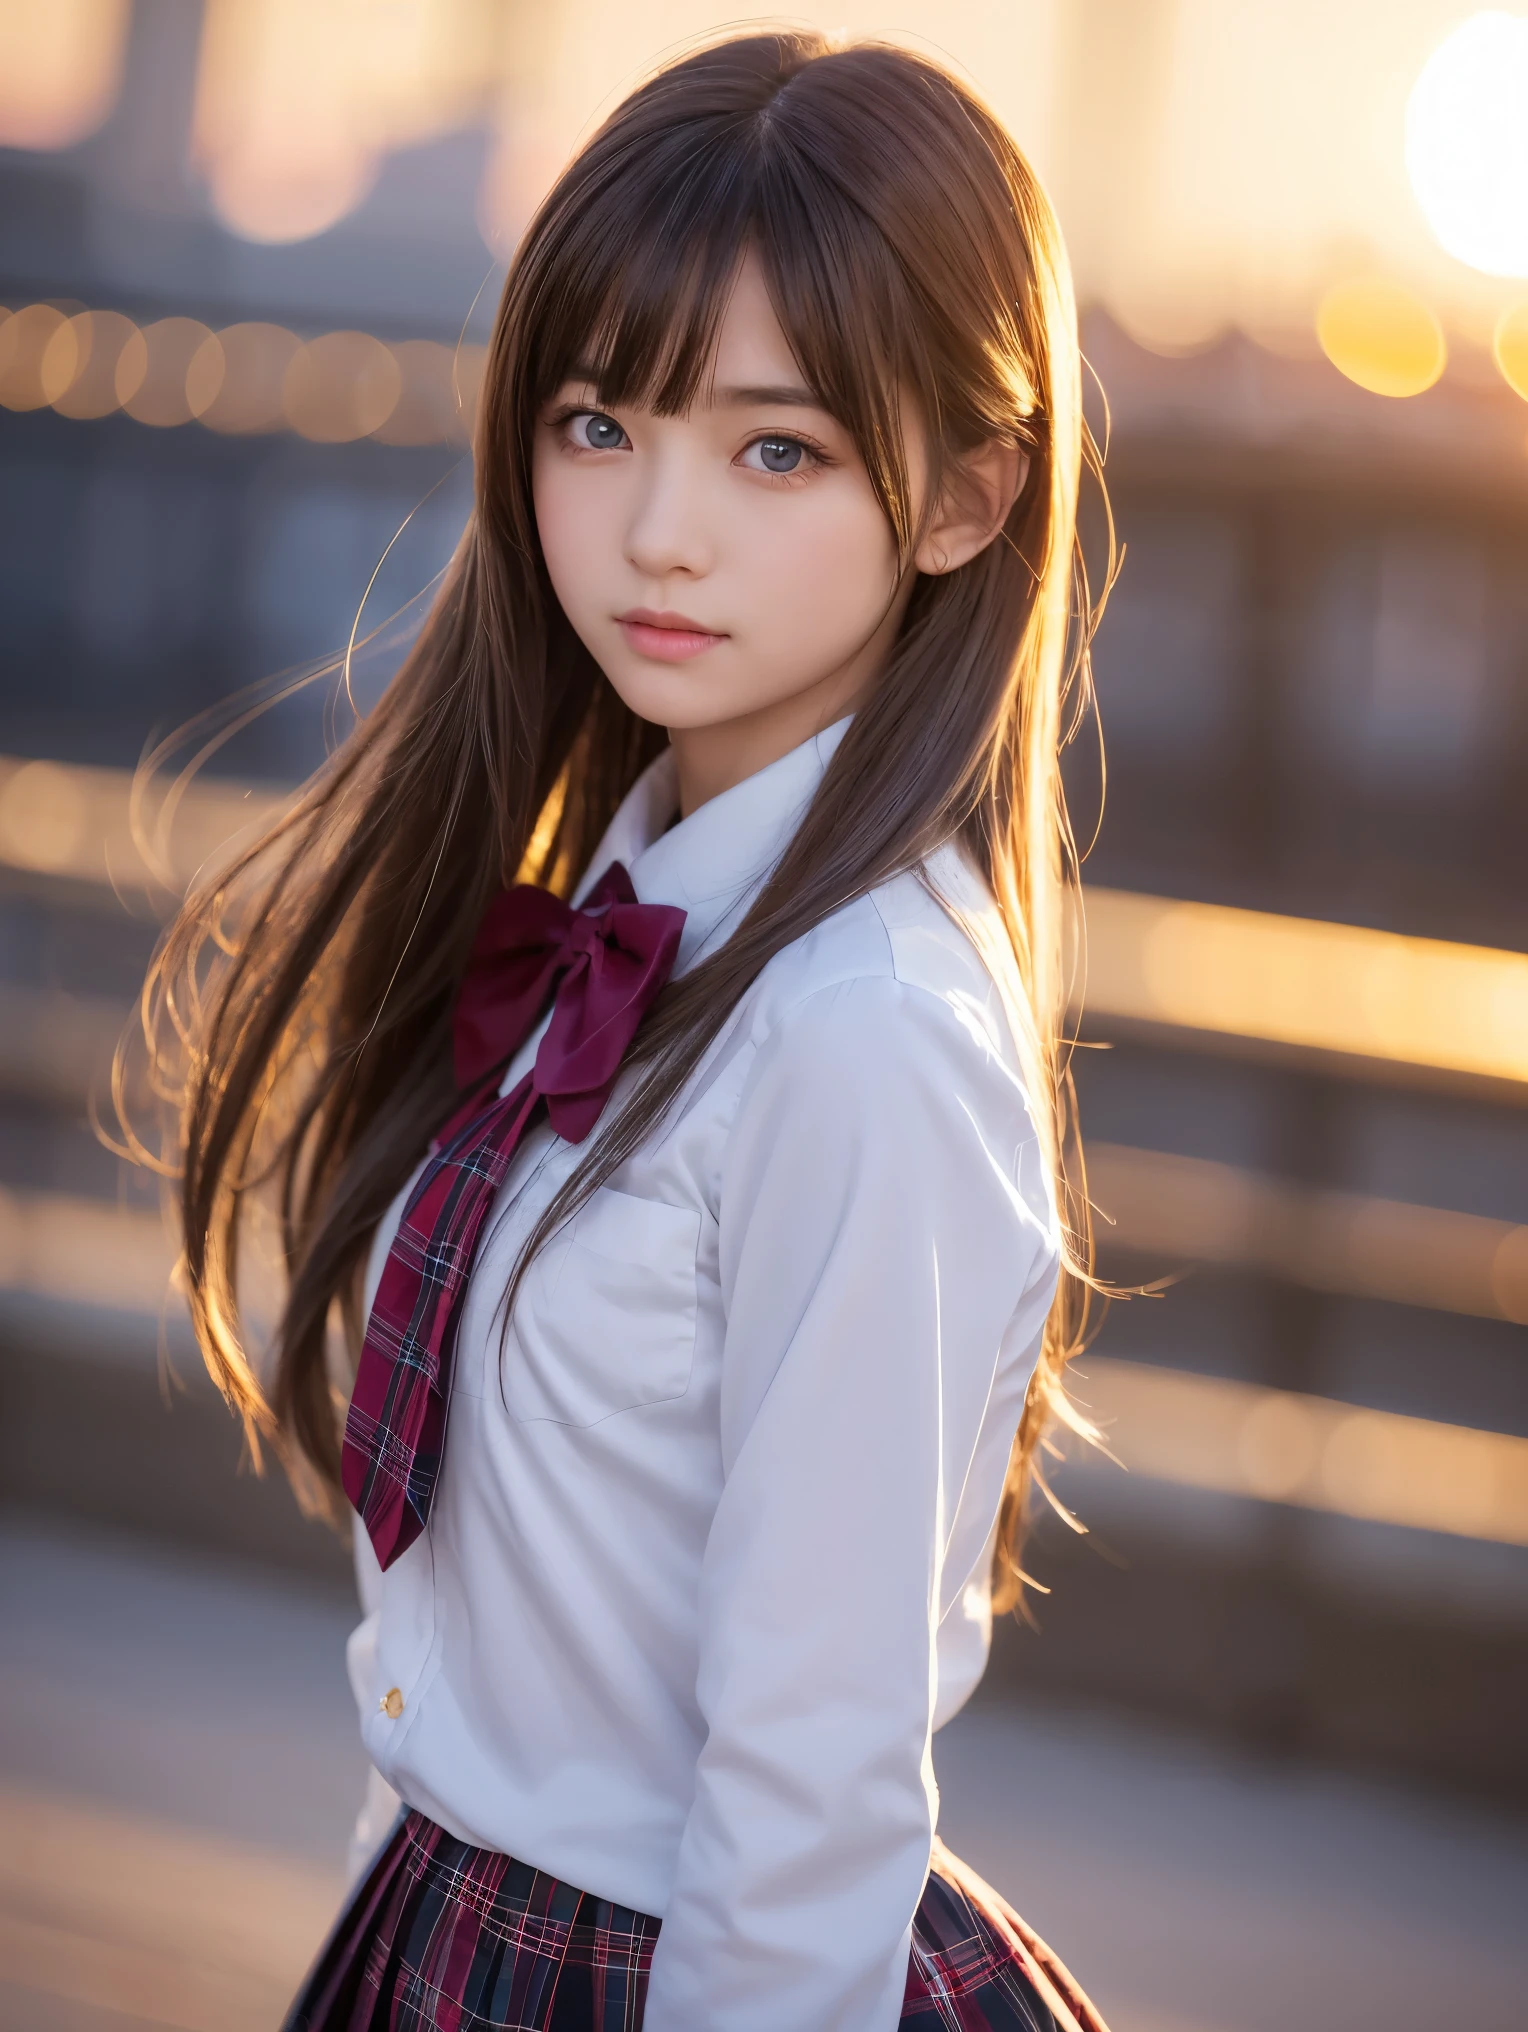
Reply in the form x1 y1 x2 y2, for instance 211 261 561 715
346 717 1060 2030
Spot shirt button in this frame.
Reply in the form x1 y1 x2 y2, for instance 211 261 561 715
380 1687 405 1719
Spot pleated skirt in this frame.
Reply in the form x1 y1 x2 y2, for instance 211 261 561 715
285 1808 1109 2032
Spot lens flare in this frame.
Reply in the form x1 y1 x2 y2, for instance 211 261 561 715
1406 11 1528 278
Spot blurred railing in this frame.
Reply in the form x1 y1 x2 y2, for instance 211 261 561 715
3 749 1526 1556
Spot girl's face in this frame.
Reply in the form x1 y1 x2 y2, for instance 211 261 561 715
532 254 912 811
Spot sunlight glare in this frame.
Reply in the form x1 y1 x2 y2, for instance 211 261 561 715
1406 10 1528 278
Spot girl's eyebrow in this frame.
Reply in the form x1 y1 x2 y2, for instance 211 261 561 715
710 382 823 407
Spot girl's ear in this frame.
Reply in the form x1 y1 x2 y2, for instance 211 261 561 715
913 442 1030 577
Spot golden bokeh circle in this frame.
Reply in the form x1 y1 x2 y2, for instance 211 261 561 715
1315 279 1446 399
49 311 141 420
283 330 402 443
197 323 301 434
0 304 72 411
1493 303 1528 404
119 317 216 428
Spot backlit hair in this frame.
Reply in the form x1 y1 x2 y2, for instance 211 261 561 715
132 30 1109 1610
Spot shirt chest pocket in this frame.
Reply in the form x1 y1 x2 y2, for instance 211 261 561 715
504 1187 702 1426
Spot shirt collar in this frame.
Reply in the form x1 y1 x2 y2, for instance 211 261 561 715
572 715 851 973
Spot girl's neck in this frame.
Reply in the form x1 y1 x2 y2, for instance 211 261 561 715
666 662 879 817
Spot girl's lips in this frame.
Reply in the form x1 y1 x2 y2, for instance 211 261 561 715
617 613 727 662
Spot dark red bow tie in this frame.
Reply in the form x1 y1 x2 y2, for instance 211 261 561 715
342 864 685 1569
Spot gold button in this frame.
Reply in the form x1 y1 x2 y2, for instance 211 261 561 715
380 1687 405 1719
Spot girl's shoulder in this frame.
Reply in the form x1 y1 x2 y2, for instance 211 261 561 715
743 840 1026 1084
709 849 1058 1254
721 849 1057 1246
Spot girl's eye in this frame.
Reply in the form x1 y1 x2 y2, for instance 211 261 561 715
741 435 811 476
567 411 628 451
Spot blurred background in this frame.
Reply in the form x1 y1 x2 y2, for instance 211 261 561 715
1 4 1526 2028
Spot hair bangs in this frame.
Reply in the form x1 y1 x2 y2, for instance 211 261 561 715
751 195 923 554
522 102 925 553
529 131 760 419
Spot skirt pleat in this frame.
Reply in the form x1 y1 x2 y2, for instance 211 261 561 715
285 1811 1108 2032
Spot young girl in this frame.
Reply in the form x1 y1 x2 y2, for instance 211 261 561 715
147 29 1107 2031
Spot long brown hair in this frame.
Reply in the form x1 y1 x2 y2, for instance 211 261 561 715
131 30 1107 1609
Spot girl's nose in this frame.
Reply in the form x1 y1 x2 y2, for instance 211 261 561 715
623 451 714 581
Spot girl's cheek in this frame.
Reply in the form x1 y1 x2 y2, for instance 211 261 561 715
533 465 599 605
780 493 897 606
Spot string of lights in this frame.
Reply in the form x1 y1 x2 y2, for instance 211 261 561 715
0 300 487 444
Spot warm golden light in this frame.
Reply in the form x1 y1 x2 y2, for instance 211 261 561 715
0 1186 175 1317
474 0 554 247
1083 887 1528 1085
1494 301 1528 401
5 296 484 444
184 333 227 419
1090 1142 1528 1324
0 761 89 875
283 331 402 443
1315 278 1446 398
36 316 81 407
0 754 283 894
194 0 370 242
196 323 301 434
1406 10 1528 280
47 310 139 420
193 0 499 245
116 319 219 429
203 133 374 247
1077 1359 1528 1547
0 0 131 151
0 304 73 412
372 340 470 446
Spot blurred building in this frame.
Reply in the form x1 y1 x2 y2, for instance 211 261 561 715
1 0 1525 1811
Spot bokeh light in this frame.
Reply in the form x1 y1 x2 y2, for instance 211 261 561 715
116 318 219 429
184 332 228 420
1315 277 1446 398
196 322 302 434
0 303 75 411
1085 885 1528 1085
0 760 88 874
0 298 490 444
204 132 375 247
283 330 402 442
1494 301 1528 400
1406 9 1528 279
1 16 1524 2017
0 0 131 151
192 0 500 245
1092 1359 1528 1546
47 309 139 420
371 339 470 446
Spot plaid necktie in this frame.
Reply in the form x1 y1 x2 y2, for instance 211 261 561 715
341 863 685 1569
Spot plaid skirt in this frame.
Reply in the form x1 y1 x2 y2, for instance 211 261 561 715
285 1809 1109 2032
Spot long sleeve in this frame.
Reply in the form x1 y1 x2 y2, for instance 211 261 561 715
641 973 1059 2031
